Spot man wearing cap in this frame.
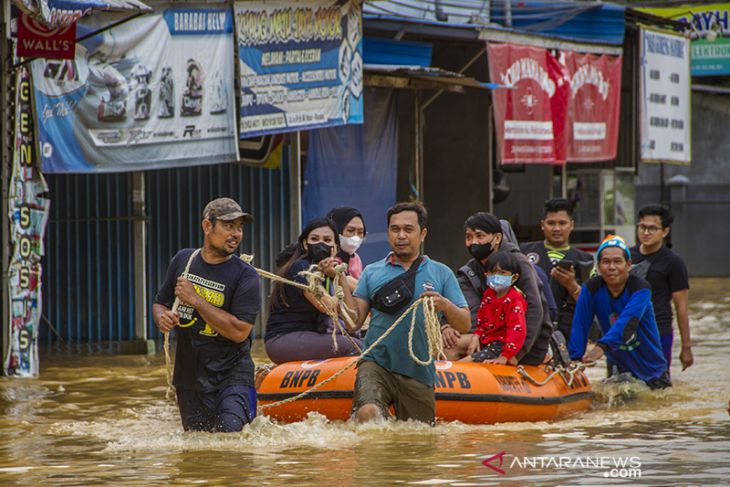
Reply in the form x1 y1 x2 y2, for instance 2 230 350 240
441 212 552 365
568 235 670 389
153 197 262 432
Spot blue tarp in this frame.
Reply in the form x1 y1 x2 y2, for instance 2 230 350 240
364 0 626 46
302 88 398 265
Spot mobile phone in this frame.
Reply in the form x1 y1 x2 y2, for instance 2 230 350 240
554 259 575 270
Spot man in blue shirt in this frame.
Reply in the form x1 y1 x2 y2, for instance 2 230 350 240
568 235 670 389
341 202 470 424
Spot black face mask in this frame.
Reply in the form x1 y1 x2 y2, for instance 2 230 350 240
307 242 333 263
468 242 494 261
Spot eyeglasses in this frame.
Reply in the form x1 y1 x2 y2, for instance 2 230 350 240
637 224 662 234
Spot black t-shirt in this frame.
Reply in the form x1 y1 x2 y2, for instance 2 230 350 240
155 249 261 392
265 258 323 341
520 241 594 339
630 245 689 335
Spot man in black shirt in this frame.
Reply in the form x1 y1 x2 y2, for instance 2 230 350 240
630 204 692 373
154 198 261 432
521 198 593 342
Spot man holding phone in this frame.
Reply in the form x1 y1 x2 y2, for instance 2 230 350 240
521 198 594 341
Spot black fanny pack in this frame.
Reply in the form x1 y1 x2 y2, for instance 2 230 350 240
371 257 423 315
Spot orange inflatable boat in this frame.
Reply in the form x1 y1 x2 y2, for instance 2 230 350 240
257 357 593 424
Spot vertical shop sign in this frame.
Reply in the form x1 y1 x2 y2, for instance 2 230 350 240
640 29 691 164
4 66 50 377
488 43 569 164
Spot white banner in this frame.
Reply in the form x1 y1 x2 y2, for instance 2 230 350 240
640 29 692 164
31 5 239 173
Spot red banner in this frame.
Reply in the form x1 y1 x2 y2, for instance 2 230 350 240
488 43 569 165
564 52 623 162
17 13 76 60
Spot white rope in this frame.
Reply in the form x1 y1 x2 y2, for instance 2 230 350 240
164 248 201 401
258 297 439 412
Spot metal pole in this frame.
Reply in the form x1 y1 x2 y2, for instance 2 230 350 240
487 104 494 214
132 172 148 343
0 7 11 372
415 90 423 201
288 131 302 238
561 164 568 198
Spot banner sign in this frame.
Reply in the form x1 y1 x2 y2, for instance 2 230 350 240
31 6 239 173
488 43 569 165
563 52 622 162
17 12 77 60
4 66 50 377
235 0 364 138
639 4 730 76
640 29 691 164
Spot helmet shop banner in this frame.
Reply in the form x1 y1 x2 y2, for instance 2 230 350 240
563 51 622 162
235 0 364 138
488 43 569 165
31 5 239 173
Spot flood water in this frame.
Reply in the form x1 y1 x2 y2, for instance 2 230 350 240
1 278 728 486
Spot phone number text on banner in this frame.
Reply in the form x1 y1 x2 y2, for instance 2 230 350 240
32 6 239 173
236 0 364 138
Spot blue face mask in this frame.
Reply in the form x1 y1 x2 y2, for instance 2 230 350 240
487 274 513 292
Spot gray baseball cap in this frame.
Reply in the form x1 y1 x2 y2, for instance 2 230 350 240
203 197 253 223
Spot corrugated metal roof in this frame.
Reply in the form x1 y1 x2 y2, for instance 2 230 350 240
364 0 626 45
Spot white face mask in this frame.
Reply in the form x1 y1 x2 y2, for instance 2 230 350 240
339 235 363 254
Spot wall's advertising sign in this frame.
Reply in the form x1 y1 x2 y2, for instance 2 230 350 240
4 66 50 377
488 43 569 164
235 0 364 138
16 12 77 60
640 29 691 164
31 6 239 173
563 52 622 162
639 4 730 76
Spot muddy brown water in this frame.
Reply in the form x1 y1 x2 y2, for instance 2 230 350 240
1 278 728 486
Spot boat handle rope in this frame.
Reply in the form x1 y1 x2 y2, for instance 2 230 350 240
517 362 587 388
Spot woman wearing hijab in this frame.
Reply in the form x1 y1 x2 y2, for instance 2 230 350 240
326 206 367 282
264 218 363 364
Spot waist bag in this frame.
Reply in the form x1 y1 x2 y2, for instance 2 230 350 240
371 257 423 315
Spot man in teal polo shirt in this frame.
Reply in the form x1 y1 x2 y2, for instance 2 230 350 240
342 202 470 424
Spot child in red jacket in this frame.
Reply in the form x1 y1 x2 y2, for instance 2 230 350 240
462 251 527 364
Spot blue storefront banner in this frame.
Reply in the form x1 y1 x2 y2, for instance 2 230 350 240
235 0 364 138
303 88 397 265
31 5 239 173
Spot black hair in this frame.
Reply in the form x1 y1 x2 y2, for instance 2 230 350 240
270 218 339 309
485 251 520 275
543 198 574 218
387 201 428 229
638 204 674 248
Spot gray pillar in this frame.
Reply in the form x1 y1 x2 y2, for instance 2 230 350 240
121 172 153 354
289 131 302 238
